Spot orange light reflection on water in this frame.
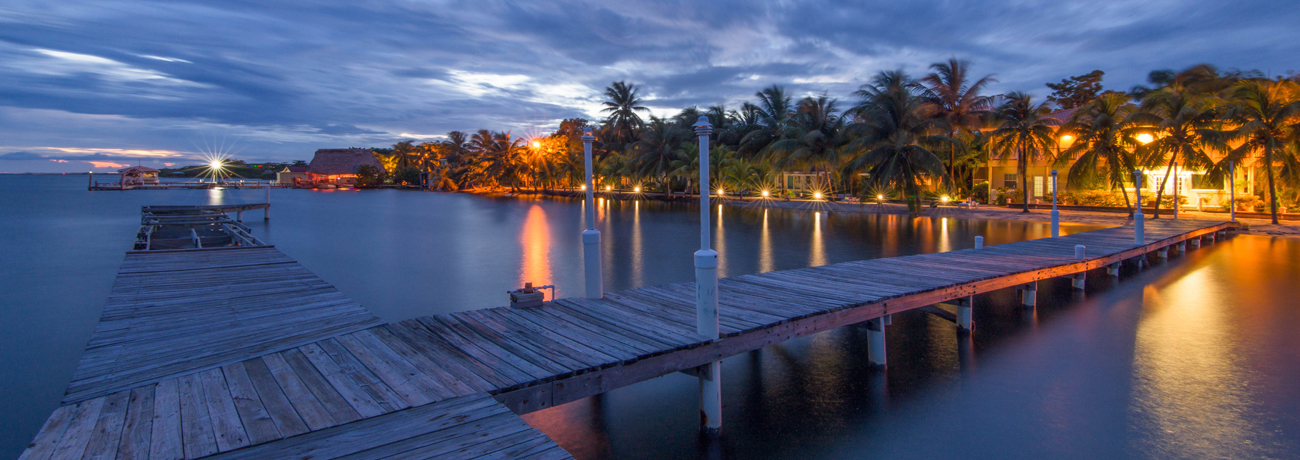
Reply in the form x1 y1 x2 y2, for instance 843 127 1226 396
517 205 552 290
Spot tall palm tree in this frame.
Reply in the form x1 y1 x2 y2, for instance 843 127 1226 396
989 92 1059 213
843 70 952 213
1221 79 1300 224
738 85 797 157
1132 85 1222 218
921 58 997 185
601 81 649 146
1060 92 1143 215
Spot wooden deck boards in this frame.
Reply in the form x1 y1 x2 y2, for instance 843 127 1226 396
63 247 384 404
24 219 1229 460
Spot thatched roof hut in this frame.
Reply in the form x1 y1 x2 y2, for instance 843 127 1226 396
307 149 384 176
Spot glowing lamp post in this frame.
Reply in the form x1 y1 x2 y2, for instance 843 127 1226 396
1050 170 1059 237
692 115 722 434
581 129 603 299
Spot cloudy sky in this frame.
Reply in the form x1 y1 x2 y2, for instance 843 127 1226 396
1 0 1296 172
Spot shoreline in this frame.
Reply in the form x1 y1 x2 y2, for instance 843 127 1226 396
501 189 1300 238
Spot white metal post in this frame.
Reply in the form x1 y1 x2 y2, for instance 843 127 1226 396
1020 281 1037 307
1229 160 1236 222
956 296 973 332
975 236 984 249
867 317 887 366
692 116 721 434
1172 162 1179 219
1050 170 1060 237
581 129 603 299
1134 169 1144 245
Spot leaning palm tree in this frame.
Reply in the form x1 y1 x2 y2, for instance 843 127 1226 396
1133 85 1222 218
921 58 997 185
1060 92 1143 215
843 70 952 214
989 92 1059 213
1220 79 1300 224
601 81 649 146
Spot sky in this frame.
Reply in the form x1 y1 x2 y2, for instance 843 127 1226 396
1 0 1298 173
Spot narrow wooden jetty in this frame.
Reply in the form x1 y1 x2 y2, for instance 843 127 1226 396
21 214 1232 460
135 205 270 250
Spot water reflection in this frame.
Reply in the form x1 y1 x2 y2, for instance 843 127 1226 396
810 212 826 267
759 210 773 273
518 205 553 288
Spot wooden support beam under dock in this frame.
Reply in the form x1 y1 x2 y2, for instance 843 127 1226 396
21 218 1232 460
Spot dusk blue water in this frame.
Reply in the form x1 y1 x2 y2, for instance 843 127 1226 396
2 174 1297 459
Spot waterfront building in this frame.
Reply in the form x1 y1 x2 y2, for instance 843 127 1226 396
306 148 384 186
276 165 309 184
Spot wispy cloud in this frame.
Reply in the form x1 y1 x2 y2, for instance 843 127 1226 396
0 0 1298 172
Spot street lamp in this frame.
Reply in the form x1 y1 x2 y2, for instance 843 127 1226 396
692 115 722 435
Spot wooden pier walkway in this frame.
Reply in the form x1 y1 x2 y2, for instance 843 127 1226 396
21 217 1232 460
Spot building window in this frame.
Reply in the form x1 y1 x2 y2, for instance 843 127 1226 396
1003 174 1017 189
1034 176 1044 197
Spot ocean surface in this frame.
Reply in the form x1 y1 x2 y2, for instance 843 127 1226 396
2 174 1297 459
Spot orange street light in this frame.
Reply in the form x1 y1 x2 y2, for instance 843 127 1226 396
1136 133 1154 145
813 191 823 200
633 186 641 193
531 140 541 149
761 190 770 197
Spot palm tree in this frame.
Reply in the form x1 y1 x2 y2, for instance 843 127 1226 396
601 81 649 146
738 85 797 157
1221 79 1300 224
628 116 692 191
1133 85 1222 218
767 94 845 194
989 92 1059 213
1060 92 1143 215
921 58 997 185
843 70 952 214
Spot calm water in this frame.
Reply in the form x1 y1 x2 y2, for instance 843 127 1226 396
2 175 1298 459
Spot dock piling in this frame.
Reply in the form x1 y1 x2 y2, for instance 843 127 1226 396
956 297 973 331
867 317 887 367
1020 282 1037 307
265 186 271 220
975 235 984 249
1073 245 1086 290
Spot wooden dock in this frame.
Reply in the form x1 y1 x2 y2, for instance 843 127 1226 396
21 216 1233 460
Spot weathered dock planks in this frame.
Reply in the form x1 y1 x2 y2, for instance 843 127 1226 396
61 247 383 404
23 217 1230 460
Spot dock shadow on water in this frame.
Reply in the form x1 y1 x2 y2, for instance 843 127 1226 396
3 175 1299 459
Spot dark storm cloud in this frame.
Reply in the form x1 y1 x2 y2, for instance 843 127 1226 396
1 0 1298 171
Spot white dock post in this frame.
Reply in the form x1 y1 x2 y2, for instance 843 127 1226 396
1191 237 1201 248
1050 170 1060 237
1229 160 1236 222
867 317 887 366
1020 281 1037 307
1108 263 1120 276
1073 245 1086 290
581 129 603 299
265 185 271 220
1133 169 1144 245
956 297 973 332
1157 247 1168 259
693 116 721 434
975 236 984 249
